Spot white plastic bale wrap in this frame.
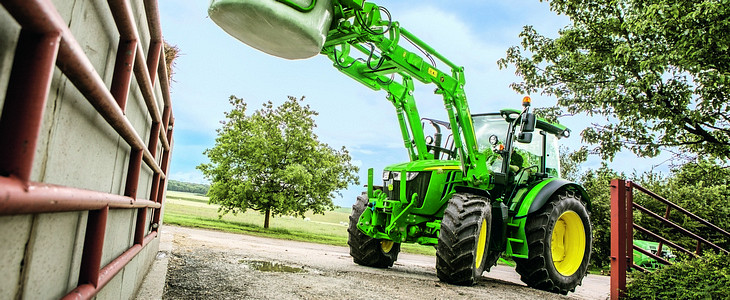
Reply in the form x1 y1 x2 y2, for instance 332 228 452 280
208 0 333 60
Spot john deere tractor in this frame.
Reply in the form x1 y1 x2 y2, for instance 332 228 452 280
209 0 593 294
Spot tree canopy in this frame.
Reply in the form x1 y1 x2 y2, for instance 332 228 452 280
499 0 730 160
197 96 359 228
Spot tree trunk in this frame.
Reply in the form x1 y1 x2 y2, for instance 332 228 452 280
264 207 270 229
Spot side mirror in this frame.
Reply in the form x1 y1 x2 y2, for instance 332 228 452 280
517 132 533 143
522 113 536 133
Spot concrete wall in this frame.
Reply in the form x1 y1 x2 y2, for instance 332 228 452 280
0 0 166 299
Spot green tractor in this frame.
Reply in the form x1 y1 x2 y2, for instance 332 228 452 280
209 0 592 294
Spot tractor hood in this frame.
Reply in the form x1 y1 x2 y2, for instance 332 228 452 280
384 159 461 173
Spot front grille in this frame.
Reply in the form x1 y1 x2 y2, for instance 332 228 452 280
385 172 431 208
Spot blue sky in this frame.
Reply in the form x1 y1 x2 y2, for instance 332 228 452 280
158 0 673 207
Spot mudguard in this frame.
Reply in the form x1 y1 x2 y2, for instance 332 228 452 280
515 178 591 218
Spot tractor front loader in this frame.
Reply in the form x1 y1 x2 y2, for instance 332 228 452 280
208 0 593 294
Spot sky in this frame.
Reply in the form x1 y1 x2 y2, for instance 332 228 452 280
158 0 674 207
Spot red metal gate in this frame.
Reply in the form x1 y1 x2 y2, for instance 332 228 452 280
609 179 730 299
0 0 173 299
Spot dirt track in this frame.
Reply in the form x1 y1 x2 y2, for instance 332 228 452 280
161 226 609 299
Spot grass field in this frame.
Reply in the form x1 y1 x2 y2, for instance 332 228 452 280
163 191 436 256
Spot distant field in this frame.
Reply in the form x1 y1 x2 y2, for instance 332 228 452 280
163 191 436 256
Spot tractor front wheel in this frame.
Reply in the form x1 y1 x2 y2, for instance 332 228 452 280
515 191 592 294
436 193 492 285
348 194 400 268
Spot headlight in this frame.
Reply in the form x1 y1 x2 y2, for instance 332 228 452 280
382 170 390 181
392 171 419 181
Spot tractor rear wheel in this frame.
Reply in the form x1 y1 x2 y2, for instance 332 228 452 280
348 194 400 268
436 193 492 285
515 191 592 294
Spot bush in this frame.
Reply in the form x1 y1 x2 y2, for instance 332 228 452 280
624 252 730 299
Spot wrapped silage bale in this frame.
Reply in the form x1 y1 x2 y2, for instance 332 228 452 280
208 0 334 59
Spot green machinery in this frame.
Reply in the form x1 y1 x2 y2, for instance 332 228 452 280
209 0 593 294
633 240 676 270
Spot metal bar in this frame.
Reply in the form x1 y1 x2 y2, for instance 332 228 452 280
144 0 172 151
160 104 171 150
0 177 160 215
149 172 160 203
106 0 166 173
64 231 157 300
143 0 163 43
657 205 673 256
133 207 147 245
153 124 173 228
151 177 166 227
631 263 649 273
0 0 66 33
696 241 702 255
0 29 60 182
632 244 671 266
109 39 137 111
153 43 170 151
147 42 162 87
107 0 170 151
625 181 634 267
107 0 161 126
633 203 727 253
634 224 697 258
610 179 628 300
399 27 458 70
160 122 173 178
133 47 162 124
124 149 143 199
148 122 161 157
78 206 108 288
632 183 730 238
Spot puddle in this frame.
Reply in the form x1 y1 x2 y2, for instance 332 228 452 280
239 260 307 273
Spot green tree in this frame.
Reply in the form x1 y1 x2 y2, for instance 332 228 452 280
579 162 623 269
558 146 620 268
197 96 359 228
559 145 587 181
499 0 730 160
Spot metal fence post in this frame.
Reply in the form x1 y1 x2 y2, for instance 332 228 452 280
610 179 628 299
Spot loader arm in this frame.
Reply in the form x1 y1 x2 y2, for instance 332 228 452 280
321 1 489 186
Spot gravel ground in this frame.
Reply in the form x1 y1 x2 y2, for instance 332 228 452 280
161 226 609 300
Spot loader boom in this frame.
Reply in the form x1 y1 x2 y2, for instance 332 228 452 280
323 1 490 186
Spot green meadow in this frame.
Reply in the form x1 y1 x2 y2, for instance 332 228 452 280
163 191 436 256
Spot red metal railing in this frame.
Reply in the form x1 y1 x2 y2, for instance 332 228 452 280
609 179 730 299
0 0 173 299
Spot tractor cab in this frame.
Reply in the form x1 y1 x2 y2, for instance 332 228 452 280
472 108 570 194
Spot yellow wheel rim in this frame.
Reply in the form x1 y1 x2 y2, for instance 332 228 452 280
475 219 487 269
381 240 394 253
551 211 586 276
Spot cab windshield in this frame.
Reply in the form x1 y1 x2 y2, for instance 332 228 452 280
472 114 561 177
